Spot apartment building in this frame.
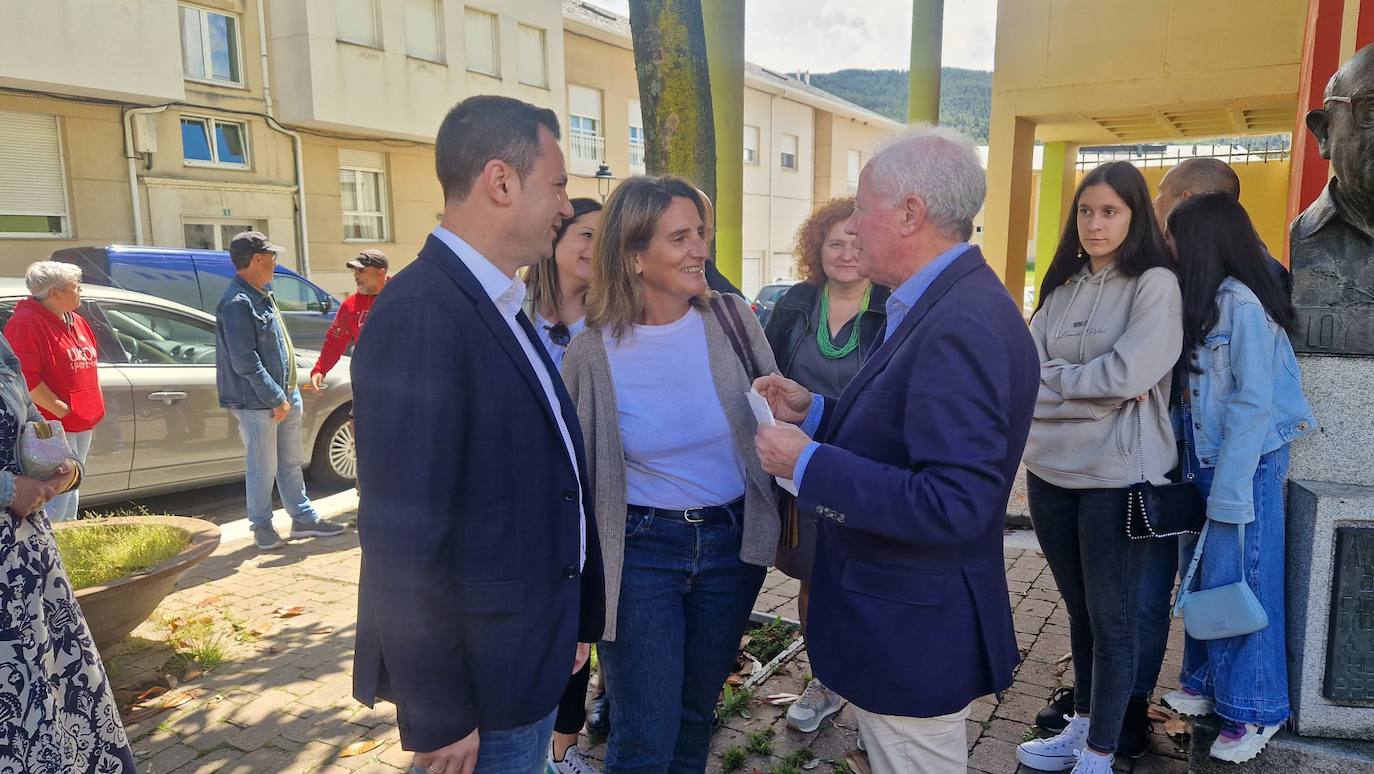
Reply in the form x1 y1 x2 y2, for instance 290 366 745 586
562 0 903 297
0 0 898 299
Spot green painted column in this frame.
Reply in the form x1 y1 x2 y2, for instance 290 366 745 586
702 0 745 285
1033 142 1078 302
908 0 943 124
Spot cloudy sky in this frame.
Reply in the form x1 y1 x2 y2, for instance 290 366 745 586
581 0 998 73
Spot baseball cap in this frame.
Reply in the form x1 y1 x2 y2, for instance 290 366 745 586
346 248 389 270
228 231 284 258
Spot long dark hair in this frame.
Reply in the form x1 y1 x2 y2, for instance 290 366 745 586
525 197 602 322
1167 192 1295 364
1035 161 1172 312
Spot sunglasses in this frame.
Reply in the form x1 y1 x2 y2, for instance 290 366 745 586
546 322 571 346
1325 94 1374 128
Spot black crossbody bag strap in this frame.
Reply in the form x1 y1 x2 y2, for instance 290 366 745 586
710 295 759 381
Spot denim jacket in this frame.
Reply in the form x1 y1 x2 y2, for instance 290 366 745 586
0 336 52 509
1185 277 1316 523
215 275 291 410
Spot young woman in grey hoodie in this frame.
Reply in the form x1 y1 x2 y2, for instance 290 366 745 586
1016 162 1183 774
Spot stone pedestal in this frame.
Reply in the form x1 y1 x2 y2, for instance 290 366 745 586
1289 355 1374 487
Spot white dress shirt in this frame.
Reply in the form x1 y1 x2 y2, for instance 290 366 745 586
432 226 586 568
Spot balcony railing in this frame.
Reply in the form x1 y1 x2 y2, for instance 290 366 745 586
570 131 605 175
629 140 646 173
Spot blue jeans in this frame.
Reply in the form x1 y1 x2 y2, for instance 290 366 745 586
45 429 93 523
409 709 555 774
228 390 319 528
1179 430 1291 726
1028 473 1147 755
598 506 767 774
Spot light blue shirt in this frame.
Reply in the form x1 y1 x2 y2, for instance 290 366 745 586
792 243 973 488
533 312 587 370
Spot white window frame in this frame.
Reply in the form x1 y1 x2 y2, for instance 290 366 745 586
339 156 390 243
465 8 501 77
336 0 382 48
779 133 799 171
404 0 444 62
180 115 251 169
743 125 760 165
182 219 256 250
846 149 862 194
0 111 71 239
628 99 646 173
179 3 245 87
517 24 549 88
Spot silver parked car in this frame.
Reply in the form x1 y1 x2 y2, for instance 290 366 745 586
0 280 357 505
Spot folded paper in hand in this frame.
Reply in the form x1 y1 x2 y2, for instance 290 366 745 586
746 389 799 496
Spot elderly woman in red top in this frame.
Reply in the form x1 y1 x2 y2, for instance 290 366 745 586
3 261 105 521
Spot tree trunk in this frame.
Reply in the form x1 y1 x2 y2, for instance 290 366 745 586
627 0 717 207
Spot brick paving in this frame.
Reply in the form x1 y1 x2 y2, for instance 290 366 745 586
104 494 1193 773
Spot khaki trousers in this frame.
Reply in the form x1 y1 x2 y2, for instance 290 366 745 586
852 702 970 774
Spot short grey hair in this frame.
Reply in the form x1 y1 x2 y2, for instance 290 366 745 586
25 261 82 299
864 125 986 241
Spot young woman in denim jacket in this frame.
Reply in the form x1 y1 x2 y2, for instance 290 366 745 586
1160 193 1316 764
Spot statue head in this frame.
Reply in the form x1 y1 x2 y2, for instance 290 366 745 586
1307 44 1374 199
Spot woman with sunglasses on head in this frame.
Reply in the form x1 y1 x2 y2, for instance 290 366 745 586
1159 193 1315 764
527 198 603 370
524 197 606 774
1016 161 1182 774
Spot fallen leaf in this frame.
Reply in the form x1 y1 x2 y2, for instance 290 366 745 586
121 688 203 723
726 673 745 686
160 691 198 710
1147 705 1173 723
1164 717 1190 737
247 619 275 637
182 666 204 682
339 739 380 758
1055 652 1073 665
273 605 307 618
134 685 167 703
196 594 222 608
765 693 800 706
844 750 872 774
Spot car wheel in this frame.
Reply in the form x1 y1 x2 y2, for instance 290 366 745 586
308 407 356 489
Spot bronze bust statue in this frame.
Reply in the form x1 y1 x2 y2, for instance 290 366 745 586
1291 43 1374 355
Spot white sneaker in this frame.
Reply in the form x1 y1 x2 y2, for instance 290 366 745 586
1162 688 1215 717
1068 749 1115 774
548 744 599 774
1209 721 1281 763
1016 714 1089 771
787 677 845 733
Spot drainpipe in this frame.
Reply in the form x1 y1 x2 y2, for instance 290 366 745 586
767 93 776 281
122 104 172 245
257 0 311 277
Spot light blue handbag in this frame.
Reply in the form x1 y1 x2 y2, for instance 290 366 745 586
1172 520 1269 640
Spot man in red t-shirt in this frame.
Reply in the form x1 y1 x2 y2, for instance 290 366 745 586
308 249 389 391
4 261 105 522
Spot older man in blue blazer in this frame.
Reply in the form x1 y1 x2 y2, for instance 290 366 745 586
351 96 603 774
755 127 1038 774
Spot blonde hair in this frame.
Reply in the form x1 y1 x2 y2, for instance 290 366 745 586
585 175 711 339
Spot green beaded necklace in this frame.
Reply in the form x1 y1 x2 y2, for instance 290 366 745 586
816 282 871 359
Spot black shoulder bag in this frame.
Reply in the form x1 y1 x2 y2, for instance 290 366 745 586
1126 401 1205 539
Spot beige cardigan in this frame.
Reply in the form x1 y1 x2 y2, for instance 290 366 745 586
561 292 780 641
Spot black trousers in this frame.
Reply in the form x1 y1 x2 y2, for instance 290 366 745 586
555 658 593 735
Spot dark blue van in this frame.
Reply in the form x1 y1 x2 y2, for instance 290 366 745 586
52 245 340 350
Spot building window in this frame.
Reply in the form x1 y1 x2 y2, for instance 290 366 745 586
181 116 249 168
846 149 861 194
0 111 70 238
179 4 242 85
184 221 255 250
779 133 798 171
743 125 760 165
336 0 380 47
465 8 500 76
629 100 646 173
339 149 389 241
517 25 548 87
567 85 604 176
404 0 442 61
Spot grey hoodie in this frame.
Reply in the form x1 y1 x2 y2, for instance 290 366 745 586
1025 264 1183 489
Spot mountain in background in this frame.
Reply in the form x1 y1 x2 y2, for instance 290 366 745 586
809 68 992 142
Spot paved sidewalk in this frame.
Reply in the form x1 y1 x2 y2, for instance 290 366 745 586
105 495 1191 774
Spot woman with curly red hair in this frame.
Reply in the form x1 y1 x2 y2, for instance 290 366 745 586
762 196 889 733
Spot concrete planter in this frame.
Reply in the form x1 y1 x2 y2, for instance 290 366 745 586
53 515 221 652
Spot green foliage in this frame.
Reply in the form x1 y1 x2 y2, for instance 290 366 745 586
744 617 797 664
810 68 993 142
721 745 747 772
54 519 189 590
832 759 852 774
718 683 753 721
746 727 775 756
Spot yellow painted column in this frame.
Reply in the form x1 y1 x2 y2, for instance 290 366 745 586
908 0 943 124
983 103 1036 305
1032 142 1078 305
702 0 745 285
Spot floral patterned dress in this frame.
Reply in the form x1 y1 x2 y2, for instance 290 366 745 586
0 398 136 773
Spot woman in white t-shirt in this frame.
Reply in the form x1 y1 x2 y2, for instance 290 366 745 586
562 176 779 773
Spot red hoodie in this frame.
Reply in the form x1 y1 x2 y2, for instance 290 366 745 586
311 283 385 378
4 298 105 432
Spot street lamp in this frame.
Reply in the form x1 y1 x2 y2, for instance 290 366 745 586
595 162 615 202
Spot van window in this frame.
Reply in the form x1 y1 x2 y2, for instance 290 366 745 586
109 259 201 310
270 273 326 312
196 265 234 312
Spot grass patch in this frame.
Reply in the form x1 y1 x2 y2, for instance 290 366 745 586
162 614 228 672
774 747 816 774
717 684 753 722
55 518 188 590
720 745 747 772
745 727 774 756
832 760 851 774
743 617 797 665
